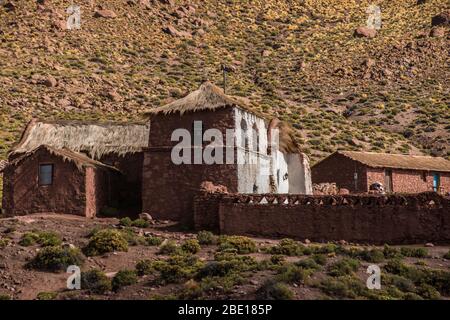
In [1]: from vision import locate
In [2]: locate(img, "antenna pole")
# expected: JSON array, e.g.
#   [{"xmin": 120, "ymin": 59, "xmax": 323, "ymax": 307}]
[{"xmin": 222, "ymin": 64, "xmax": 227, "ymax": 94}]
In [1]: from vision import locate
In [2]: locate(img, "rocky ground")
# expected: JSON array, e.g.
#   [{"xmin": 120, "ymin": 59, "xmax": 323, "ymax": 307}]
[{"xmin": 0, "ymin": 213, "xmax": 449, "ymax": 300}]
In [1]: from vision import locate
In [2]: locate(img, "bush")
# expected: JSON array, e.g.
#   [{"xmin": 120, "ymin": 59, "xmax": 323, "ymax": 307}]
[
  {"xmin": 266, "ymin": 238, "xmax": 304, "ymax": 256},
  {"xmin": 416, "ymin": 283, "xmax": 441, "ymax": 300},
  {"xmin": 182, "ymin": 239, "xmax": 201, "ymax": 254},
  {"xmin": 277, "ymin": 265, "xmax": 309, "ymax": 284},
  {"xmin": 19, "ymin": 231, "xmax": 61, "ymax": 247},
  {"xmin": 131, "ymin": 219, "xmax": 149, "ymax": 228},
  {"xmin": 197, "ymin": 231, "xmax": 217, "ymax": 245},
  {"xmin": 83, "ymin": 229, "xmax": 128, "ymax": 256},
  {"xmin": 81, "ymin": 269, "xmax": 112, "ymax": 294},
  {"xmin": 327, "ymin": 258, "xmax": 360, "ymax": 277},
  {"xmin": 36, "ymin": 292, "xmax": 58, "ymax": 300},
  {"xmin": 400, "ymin": 247, "xmax": 428, "ymax": 258},
  {"xmin": 256, "ymin": 280, "xmax": 294, "ymax": 300},
  {"xmin": 19, "ymin": 232, "xmax": 39, "ymax": 246},
  {"xmin": 383, "ymin": 245, "xmax": 402, "ymax": 259},
  {"xmin": 28, "ymin": 246, "xmax": 84, "ymax": 271},
  {"xmin": 0, "ymin": 294, "xmax": 11, "ymax": 300},
  {"xmin": 312, "ymin": 254, "xmax": 328, "ymax": 266},
  {"xmin": 218, "ymin": 236, "xmax": 256, "ymax": 254},
  {"xmin": 196, "ymin": 261, "xmax": 236, "ymax": 279},
  {"xmin": 119, "ymin": 217, "xmax": 132, "ymax": 227},
  {"xmin": 154, "ymin": 254, "xmax": 204, "ymax": 284},
  {"xmin": 158, "ymin": 240, "xmax": 180, "ymax": 255},
  {"xmin": 112, "ymin": 270, "xmax": 138, "ymax": 291},
  {"xmin": 310, "ymin": 243, "xmax": 337, "ymax": 254},
  {"xmin": 145, "ymin": 236, "xmax": 163, "ymax": 246},
  {"xmin": 295, "ymin": 258, "xmax": 320, "ymax": 271},
  {"xmin": 270, "ymin": 255, "xmax": 286, "ymax": 265},
  {"xmin": 135, "ymin": 259, "xmax": 153, "ymax": 276},
  {"xmin": 318, "ymin": 276, "xmax": 367, "ymax": 299},
  {"xmin": 0, "ymin": 238, "xmax": 10, "ymax": 248}
]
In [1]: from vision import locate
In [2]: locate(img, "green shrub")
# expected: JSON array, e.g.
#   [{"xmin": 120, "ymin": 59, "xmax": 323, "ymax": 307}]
[
  {"xmin": 112, "ymin": 270, "xmax": 138, "ymax": 291},
  {"xmin": 119, "ymin": 228, "xmax": 145, "ymax": 246},
  {"xmin": 0, "ymin": 294, "xmax": 11, "ymax": 300},
  {"xmin": 256, "ymin": 280, "xmax": 294, "ymax": 300},
  {"xmin": 182, "ymin": 239, "xmax": 201, "ymax": 254},
  {"xmin": 416, "ymin": 283, "xmax": 441, "ymax": 300},
  {"xmin": 36, "ymin": 292, "xmax": 58, "ymax": 300},
  {"xmin": 403, "ymin": 292, "xmax": 424, "ymax": 300},
  {"xmin": 20, "ymin": 231, "xmax": 61, "ymax": 247},
  {"xmin": 28, "ymin": 246, "xmax": 84, "ymax": 271},
  {"xmin": 277, "ymin": 264, "xmax": 309, "ymax": 284},
  {"xmin": 266, "ymin": 238, "xmax": 304, "ymax": 256},
  {"xmin": 310, "ymin": 243, "xmax": 337, "ymax": 254},
  {"xmin": 154, "ymin": 254, "xmax": 204, "ymax": 284},
  {"xmin": 270, "ymin": 255, "xmax": 286, "ymax": 265},
  {"xmin": 0, "ymin": 238, "xmax": 9, "ymax": 248},
  {"xmin": 327, "ymin": 258, "xmax": 360, "ymax": 277},
  {"xmin": 318, "ymin": 276, "xmax": 367, "ymax": 299},
  {"xmin": 400, "ymin": 247, "xmax": 428, "ymax": 258},
  {"xmin": 81, "ymin": 269, "xmax": 112, "ymax": 294},
  {"xmin": 295, "ymin": 258, "xmax": 320, "ymax": 271},
  {"xmin": 383, "ymin": 245, "xmax": 402, "ymax": 259},
  {"xmin": 145, "ymin": 236, "xmax": 163, "ymax": 246},
  {"xmin": 19, "ymin": 232, "xmax": 39, "ymax": 246},
  {"xmin": 197, "ymin": 231, "xmax": 217, "ymax": 245},
  {"xmin": 312, "ymin": 254, "xmax": 328, "ymax": 266},
  {"xmin": 119, "ymin": 217, "xmax": 132, "ymax": 227},
  {"xmin": 158, "ymin": 240, "xmax": 180, "ymax": 255},
  {"xmin": 36, "ymin": 232, "xmax": 62, "ymax": 247},
  {"xmin": 196, "ymin": 261, "xmax": 236, "ymax": 279},
  {"xmin": 218, "ymin": 236, "xmax": 256, "ymax": 254},
  {"xmin": 135, "ymin": 259, "xmax": 153, "ymax": 276},
  {"xmin": 83, "ymin": 229, "xmax": 128, "ymax": 256},
  {"xmin": 131, "ymin": 219, "xmax": 149, "ymax": 228}
]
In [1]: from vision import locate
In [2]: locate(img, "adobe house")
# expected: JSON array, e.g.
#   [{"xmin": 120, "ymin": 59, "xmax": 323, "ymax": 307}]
[
  {"xmin": 312, "ymin": 151, "xmax": 450, "ymax": 194},
  {"xmin": 2, "ymin": 145, "xmax": 118, "ymax": 217},
  {"xmin": 2, "ymin": 120, "xmax": 150, "ymax": 216},
  {"xmin": 143, "ymin": 81, "xmax": 312, "ymax": 226}
]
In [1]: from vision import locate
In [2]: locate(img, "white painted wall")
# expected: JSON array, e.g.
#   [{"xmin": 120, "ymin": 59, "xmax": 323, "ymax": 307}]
[{"xmin": 234, "ymin": 107, "xmax": 312, "ymax": 195}]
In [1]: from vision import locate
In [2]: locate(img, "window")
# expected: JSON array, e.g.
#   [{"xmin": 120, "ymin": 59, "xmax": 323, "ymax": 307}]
[
  {"xmin": 252, "ymin": 124, "xmax": 259, "ymax": 152},
  {"xmin": 240, "ymin": 119, "xmax": 248, "ymax": 149},
  {"xmin": 433, "ymin": 172, "xmax": 440, "ymax": 192},
  {"xmin": 39, "ymin": 164, "xmax": 53, "ymax": 186}
]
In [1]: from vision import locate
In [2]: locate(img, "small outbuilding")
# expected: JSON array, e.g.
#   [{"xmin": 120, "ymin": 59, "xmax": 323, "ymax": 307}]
[
  {"xmin": 2, "ymin": 145, "xmax": 118, "ymax": 217},
  {"xmin": 312, "ymin": 151, "xmax": 450, "ymax": 194}
]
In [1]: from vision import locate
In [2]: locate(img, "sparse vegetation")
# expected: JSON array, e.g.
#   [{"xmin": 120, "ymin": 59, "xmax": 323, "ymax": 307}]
[
  {"xmin": 112, "ymin": 270, "xmax": 138, "ymax": 291},
  {"xmin": 28, "ymin": 246, "xmax": 84, "ymax": 272},
  {"xmin": 81, "ymin": 269, "xmax": 112, "ymax": 294},
  {"xmin": 218, "ymin": 236, "xmax": 257, "ymax": 254},
  {"xmin": 327, "ymin": 258, "xmax": 360, "ymax": 277},
  {"xmin": 36, "ymin": 292, "xmax": 58, "ymax": 300},
  {"xmin": 83, "ymin": 229, "xmax": 128, "ymax": 256},
  {"xmin": 197, "ymin": 231, "xmax": 217, "ymax": 245},
  {"xmin": 181, "ymin": 239, "xmax": 201, "ymax": 254},
  {"xmin": 135, "ymin": 259, "xmax": 154, "ymax": 276},
  {"xmin": 19, "ymin": 231, "xmax": 61, "ymax": 247},
  {"xmin": 256, "ymin": 280, "xmax": 294, "ymax": 300}
]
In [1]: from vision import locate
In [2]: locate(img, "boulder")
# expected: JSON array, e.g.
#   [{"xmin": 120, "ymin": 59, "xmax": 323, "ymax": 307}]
[
  {"xmin": 139, "ymin": 213, "xmax": 153, "ymax": 221},
  {"xmin": 431, "ymin": 11, "xmax": 449, "ymax": 27},
  {"xmin": 42, "ymin": 75, "xmax": 57, "ymax": 87},
  {"xmin": 354, "ymin": 26, "xmax": 377, "ymax": 38},
  {"xmin": 200, "ymin": 181, "xmax": 228, "ymax": 194},
  {"xmin": 430, "ymin": 27, "xmax": 446, "ymax": 38},
  {"xmin": 94, "ymin": 9, "xmax": 117, "ymax": 19},
  {"xmin": 163, "ymin": 25, "xmax": 192, "ymax": 38}
]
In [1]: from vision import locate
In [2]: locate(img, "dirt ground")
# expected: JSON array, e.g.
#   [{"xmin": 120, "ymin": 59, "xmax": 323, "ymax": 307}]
[{"xmin": 0, "ymin": 213, "xmax": 448, "ymax": 300}]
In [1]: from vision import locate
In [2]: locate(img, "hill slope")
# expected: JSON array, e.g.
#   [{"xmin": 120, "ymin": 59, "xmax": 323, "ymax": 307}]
[{"xmin": 0, "ymin": 0, "xmax": 448, "ymax": 164}]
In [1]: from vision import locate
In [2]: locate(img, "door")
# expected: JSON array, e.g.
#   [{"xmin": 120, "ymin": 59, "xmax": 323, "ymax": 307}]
[
  {"xmin": 384, "ymin": 169, "xmax": 393, "ymax": 193},
  {"xmin": 433, "ymin": 172, "xmax": 440, "ymax": 192}
]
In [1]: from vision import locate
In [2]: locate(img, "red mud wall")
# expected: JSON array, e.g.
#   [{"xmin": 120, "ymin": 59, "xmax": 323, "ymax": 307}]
[
  {"xmin": 195, "ymin": 193, "xmax": 450, "ymax": 244},
  {"xmin": 2, "ymin": 149, "xmax": 86, "ymax": 216},
  {"xmin": 143, "ymin": 107, "xmax": 238, "ymax": 226}
]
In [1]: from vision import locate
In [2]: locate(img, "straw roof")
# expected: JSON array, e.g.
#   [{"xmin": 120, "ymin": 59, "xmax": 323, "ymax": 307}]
[
  {"xmin": 8, "ymin": 145, "xmax": 119, "ymax": 172},
  {"xmin": 12, "ymin": 119, "xmax": 150, "ymax": 160},
  {"xmin": 335, "ymin": 151, "xmax": 450, "ymax": 172},
  {"xmin": 146, "ymin": 81, "xmax": 247, "ymax": 115}
]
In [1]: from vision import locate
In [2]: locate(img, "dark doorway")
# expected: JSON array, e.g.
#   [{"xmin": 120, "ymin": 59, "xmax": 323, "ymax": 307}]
[{"xmin": 384, "ymin": 169, "xmax": 393, "ymax": 193}]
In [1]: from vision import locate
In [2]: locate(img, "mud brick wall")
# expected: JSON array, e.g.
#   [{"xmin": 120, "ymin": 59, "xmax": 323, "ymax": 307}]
[
  {"xmin": 196, "ymin": 193, "xmax": 450, "ymax": 244},
  {"xmin": 312, "ymin": 153, "xmax": 368, "ymax": 192},
  {"xmin": 143, "ymin": 107, "xmax": 238, "ymax": 227},
  {"xmin": 194, "ymin": 192, "xmax": 225, "ymax": 233},
  {"xmin": 2, "ymin": 148, "xmax": 86, "ymax": 216}
]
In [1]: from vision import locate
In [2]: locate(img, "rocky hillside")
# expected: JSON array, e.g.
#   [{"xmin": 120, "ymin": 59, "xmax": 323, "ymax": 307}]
[{"xmin": 0, "ymin": 0, "xmax": 448, "ymax": 163}]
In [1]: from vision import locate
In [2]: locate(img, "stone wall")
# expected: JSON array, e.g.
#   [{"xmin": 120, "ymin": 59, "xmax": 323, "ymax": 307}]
[{"xmin": 194, "ymin": 192, "xmax": 450, "ymax": 244}]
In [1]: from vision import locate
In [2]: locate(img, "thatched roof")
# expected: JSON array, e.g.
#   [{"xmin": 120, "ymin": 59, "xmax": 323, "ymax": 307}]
[
  {"xmin": 336, "ymin": 151, "xmax": 450, "ymax": 172},
  {"xmin": 0, "ymin": 160, "xmax": 8, "ymax": 173},
  {"xmin": 146, "ymin": 81, "xmax": 247, "ymax": 115},
  {"xmin": 12, "ymin": 119, "xmax": 150, "ymax": 160},
  {"xmin": 8, "ymin": 145, "xmax": 119, "ymax": 172}
]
